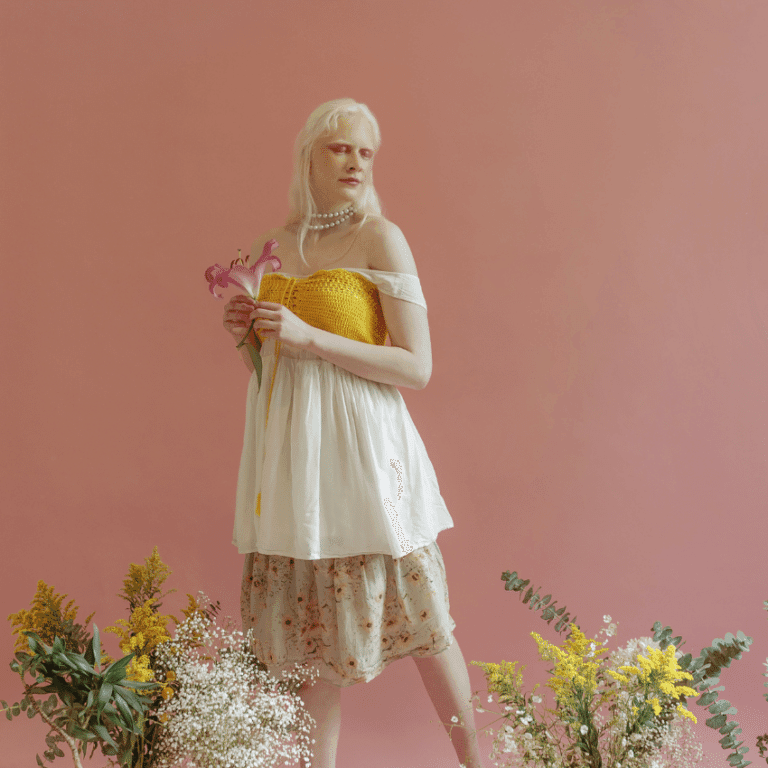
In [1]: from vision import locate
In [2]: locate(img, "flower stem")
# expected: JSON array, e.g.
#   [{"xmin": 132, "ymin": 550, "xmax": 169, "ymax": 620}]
[
  {"xmin": 236, "ymin": 319, "xmax": 263, "ymax": 387},
  {"xmin": 27, "ymin": 692, "xmax": 85, "ymax": 768}
]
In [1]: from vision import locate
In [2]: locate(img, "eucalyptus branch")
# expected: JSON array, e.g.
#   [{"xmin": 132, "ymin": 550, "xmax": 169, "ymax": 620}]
[{"xmin": 27, "ymin": 692, "xmax": 84, "ymax": 768}]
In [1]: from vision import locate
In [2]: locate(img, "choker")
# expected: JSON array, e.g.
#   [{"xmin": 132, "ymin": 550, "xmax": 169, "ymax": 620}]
[{"xmin": 308, "ymin": 205, "xmax": 356, "ymax": 230}]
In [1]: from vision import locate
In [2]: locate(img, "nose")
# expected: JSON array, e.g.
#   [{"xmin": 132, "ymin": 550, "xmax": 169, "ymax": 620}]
[{"xmin": 347, "ymin": 149, "xmax": 366, "ymax": 171}]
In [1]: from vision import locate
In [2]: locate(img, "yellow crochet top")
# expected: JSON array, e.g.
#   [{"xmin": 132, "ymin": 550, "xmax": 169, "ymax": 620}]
[
  {"xmin": 255, "ymin": 268, "xmax": 388, "ymax": 346},
  {"xmin": 252, "ymin": 268, "xmax": 388, "ymax": 517}
]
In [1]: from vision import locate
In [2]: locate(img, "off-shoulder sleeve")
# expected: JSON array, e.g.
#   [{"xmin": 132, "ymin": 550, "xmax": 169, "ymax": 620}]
[{"xmin": 347, "ymin": 269, "xmax": 427, "ymax": 310}]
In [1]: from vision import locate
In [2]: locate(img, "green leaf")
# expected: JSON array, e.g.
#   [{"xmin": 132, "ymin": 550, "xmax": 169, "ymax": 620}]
[
  {"xmin": 63, "ymin": 652, "xmax": 95, "ymax": 676},
  {"xmin": 36, "ymin": 754, "xmax": 45, "ymax": 767},
  {"xmin": 111, "ymin": 691, "xmax": 136, "ymax": 732},
  {"xmin": 721, "ymin": 734, "xmax": 739, "ymax": 749},
  {"xmin": 101, "ymin": 708, "xmax": 124, "ymax": 730},
  {"xmin": 697, "ymin": 691, "xmax": 719, "ymax": 706},
  {"xmin": 91, "ymin": 624, "xmax": 101, "ymax": 669},
  {"xmin": 93, "ymin": 723, "xmax": 118, "ymax": 751},
  {"xmin": 113, "ymin": 685, "xmax": 145, "ymax": 713},
  {"xmin": 247, "ymin": 344, "xmax": 263, "ymax": 388},
  {"xmin": 27, "ymin": 705, "xmax": 36, "ymax": 719},
  {"xmin": 97, "ymin": 682, "xmax": 114, "ymax": 718},
  {"xmin": 709, "ymin": 699, "xmax": 737, "ymax": 715},
  {"xmin": 26, "ymin": 634, "xmax": 44, "ymax": 655},
  {"xmin": 120, "ymin": 742, "xmax": 135, "ymax": 766},
  {"xmin": 104, "ymin": 654, "xmax": 135, "ymax": 684},
  {"xmin": 706, "ymin": 713, "xmax": 727, "ymax": 729},
  {"xmin": 51, "ymin": 636, "xmax": 65, "ymax": 655},
  {"xmin": 117, "ymin": 678, "xmax": 157, "ymax": 690},
  {"xmin": 72, "ymin": 725, "xmax": 98, "ymax": 741},
  {"xmin": 50, "ymin": 678, "xmax": 75, "ymax": 707}
]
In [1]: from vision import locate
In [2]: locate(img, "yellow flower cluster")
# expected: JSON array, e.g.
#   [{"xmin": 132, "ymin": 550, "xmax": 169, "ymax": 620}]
[
  {"xmin": 470, "ymin": 659, "xmax": 527, "ymax": 702},
  {"xmin": 180, "ymin": 593, "xmax": 207, "ymax": 623},
  {"xmin": 531, "ymin": 625, "xmax": 608, "ymax": 706},
  {"xmin": 105, "ymin": 598, "xmax": 173, "ymax": 682},
  {"xmin": 118, "ymin": 546, "xmax": 174, "ymax": 611},
  {"xmin": 607, "ymin": 644, "xmax": 698, "ymax": 723},
  {"xmin": 7, "ymin": 580, "xmax": 94, "ymax": 655}
]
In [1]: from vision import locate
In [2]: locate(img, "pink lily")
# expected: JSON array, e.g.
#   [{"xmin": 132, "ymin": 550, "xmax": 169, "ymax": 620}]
[
  {"xmin": 205, "ymin": 239, "xmax": 281, "ymax": 388},
  {"xmin": 205, "ymin": 239, "xmax": 282, "ymax": 299}
]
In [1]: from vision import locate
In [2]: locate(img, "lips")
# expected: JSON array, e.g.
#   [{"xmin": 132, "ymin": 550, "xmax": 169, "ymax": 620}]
[{"xmin": 340, "ymin": 178, "xmax": 360, "ymax": 184}]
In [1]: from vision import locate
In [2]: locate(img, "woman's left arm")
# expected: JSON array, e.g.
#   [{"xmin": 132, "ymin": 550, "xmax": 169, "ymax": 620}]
[{"xmin": 252, "ymin": 220, "xmax": 432, "ymax": 390}]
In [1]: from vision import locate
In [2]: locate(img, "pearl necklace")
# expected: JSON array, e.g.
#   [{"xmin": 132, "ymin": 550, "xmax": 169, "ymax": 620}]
[{"xmin": 307, "ymin": 205, "xmax": 356, "ymax": 230}]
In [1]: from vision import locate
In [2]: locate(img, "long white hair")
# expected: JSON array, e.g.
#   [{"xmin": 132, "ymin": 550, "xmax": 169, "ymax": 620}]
[{"xmin": 286, "ymin": 98, "xmax": 383, "ymax": 263}]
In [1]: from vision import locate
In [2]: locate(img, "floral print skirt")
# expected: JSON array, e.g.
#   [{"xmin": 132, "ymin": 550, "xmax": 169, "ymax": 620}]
[{"xmin": 240, "ymin": 540, "xmax": 456, "ymax": 688}]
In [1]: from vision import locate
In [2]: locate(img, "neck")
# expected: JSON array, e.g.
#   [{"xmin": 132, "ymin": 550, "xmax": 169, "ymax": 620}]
[{"xmin": 314, "ymin": 202, "xmax": 354, "ymax": 215}]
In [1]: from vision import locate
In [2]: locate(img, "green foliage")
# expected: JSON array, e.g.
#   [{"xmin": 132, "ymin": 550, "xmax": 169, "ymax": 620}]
[
  {"xmin": 4, "ymin": 626, "xmax": 158, "ymax": 767},
  {"xmin": 650, "ymin": 622, "xmax": 753, "ymax": 767},
  {"xmin": 501, "ymin": 570, "xmax": 579, "ymax": 636}
]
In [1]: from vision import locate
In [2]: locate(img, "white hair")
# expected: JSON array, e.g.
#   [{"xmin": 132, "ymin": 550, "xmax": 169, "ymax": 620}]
[{"xmin": 286, "ymin": 98, "xmax": 383, "ymax": 263}]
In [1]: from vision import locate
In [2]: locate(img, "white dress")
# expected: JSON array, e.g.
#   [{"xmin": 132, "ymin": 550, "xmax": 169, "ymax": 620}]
[{"xmin": 232, "ymin": 268, "xmax": 454, "ymax": 561}]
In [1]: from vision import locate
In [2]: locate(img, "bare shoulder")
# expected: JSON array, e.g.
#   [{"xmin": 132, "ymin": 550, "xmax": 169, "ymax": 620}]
[{"xmin": 358, "ymin": 215, "xmax": 418, "ymax": 276}]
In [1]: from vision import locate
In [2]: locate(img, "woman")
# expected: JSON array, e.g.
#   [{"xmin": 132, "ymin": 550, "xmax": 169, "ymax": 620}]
[{"xmin": 222, "ymin": 99, "xmax": 486, "ymax": 768}]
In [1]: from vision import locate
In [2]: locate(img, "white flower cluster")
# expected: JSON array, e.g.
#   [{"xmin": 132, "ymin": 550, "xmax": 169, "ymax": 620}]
[{"xmin": 151, "ymin": 595, "xmax": 318, "ymax": 768}]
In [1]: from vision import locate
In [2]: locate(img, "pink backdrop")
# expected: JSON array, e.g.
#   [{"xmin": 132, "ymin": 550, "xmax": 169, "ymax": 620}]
[{"xmin": 2, "ymin": 1, "xmax": 767, "ymax": 766}]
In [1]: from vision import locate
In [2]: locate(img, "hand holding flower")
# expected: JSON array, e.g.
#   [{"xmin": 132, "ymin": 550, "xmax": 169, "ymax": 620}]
[
  {"xmin": 205, "ymin": 239, "xmax": 282, "ymax": 386},
  {"xmin": 250, "ymin": 301, "xmax": 317, "ymax": 350},
  {"xmin": 223, "ymin": 294, "xmax": 258, "ymax": 343}
]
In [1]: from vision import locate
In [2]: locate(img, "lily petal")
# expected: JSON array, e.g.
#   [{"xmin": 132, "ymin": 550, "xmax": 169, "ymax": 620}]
[
  {"xmin": 204, "ymin": 241, "xmax": 281, "ymax": 300},
  {"xmin": 204, "ymin": 263, "xmax": 231, "ymax": 298},
  {"xmin": 254, "ymin": 239, "xmax": 282, "ymax": 272}
]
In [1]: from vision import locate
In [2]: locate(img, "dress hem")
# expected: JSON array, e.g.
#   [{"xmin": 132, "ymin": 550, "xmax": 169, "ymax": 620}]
[
  {"xmin": 260, "ymin": 622, "xmax": 457, "ymax": 688},
  {"xmin": 233, "ymin": 524, "xmax": 453, "ymax": 559}
]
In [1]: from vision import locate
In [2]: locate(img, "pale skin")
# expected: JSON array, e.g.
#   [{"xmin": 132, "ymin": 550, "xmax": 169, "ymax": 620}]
[{"xmin": 223, "ymin": 115, "xmax": 486, "ymax": 768}]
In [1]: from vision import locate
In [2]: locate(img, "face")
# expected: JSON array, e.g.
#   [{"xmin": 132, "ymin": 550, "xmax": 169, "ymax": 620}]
[{"xmin": 309, "ymin": 114, "xmax": 377, "ymax": 211}]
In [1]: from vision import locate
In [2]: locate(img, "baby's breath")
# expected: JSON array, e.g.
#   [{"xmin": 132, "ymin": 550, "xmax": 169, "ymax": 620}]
[{"xmin": 152, "ymin": 593, "xmax": 317, "ymax": 768}]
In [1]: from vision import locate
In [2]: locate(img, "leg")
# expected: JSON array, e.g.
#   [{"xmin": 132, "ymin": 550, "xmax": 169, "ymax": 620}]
[
  {"xmin": 269, "ymin": 665, "xmax": 342, "ymax": 768},
  {"xmin": 413, "ymin": 638, "xmax": 487, "ymax": 768}
]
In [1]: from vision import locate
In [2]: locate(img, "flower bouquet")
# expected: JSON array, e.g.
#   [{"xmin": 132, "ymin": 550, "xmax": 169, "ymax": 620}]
[
  {"xmin": 3, "ymin": 547, "xmax": 315, "ymax": 768},
  {"xmin": 453, "ymin": 570, "xmax": 755, "ymax": 768}
]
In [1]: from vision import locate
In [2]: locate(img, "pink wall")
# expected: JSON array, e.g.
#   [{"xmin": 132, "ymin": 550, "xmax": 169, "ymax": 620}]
[{"xmin": 2, "ymin": 1, "xmax": 767, "ymax": 765}]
